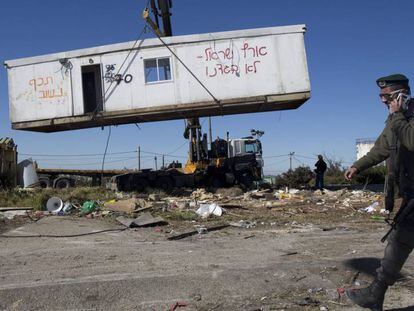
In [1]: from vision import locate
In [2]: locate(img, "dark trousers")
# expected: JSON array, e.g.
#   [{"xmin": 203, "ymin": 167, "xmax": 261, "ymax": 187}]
[
  {"xmin": 315, "ymin": 173, "xmax": 324, "ymax": 190},
  {"xmin": 377, "ymin": 198, "xmax": 414, "ymax": 285}
]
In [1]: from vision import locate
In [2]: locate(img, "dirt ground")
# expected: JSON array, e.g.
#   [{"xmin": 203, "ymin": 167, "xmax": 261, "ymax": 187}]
[{"xmin": 0, "ymin": 188, "xmax": 413, "ymax": 310}]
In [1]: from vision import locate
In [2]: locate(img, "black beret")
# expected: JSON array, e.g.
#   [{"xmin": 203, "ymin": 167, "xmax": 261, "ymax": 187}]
[{"xmin": 376, "ymin": 74, "xmax": 409, "ymax": 88}]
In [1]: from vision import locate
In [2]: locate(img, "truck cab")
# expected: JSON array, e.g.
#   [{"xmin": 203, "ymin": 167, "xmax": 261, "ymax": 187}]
[{"xmin": 228, "ymin": 137, "xmax": 264, "ymax": 169}]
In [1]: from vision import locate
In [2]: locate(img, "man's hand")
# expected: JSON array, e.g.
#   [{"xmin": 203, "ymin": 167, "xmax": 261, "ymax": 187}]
[
  {"xmin": 344, "ymin": 166, "xmax": 358, "ymax": 181},
  {"xmin": 389, "ymin": 93, "xmax": 404, "ymax": 114}
]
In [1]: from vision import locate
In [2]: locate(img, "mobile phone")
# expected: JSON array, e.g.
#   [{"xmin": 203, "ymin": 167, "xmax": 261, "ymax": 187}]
[{"xmin": 396, "ymin": 92, "xmax": 411, "ymax": 110}]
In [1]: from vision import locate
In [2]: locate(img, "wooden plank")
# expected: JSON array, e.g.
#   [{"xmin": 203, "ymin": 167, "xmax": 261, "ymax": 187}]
[{"xmin": 0, "ymin": 207, "xmax": 34, "ymax": 212}]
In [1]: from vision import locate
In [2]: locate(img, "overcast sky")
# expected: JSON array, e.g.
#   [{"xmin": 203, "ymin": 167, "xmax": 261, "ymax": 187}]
[{"xmin": 1, "ymin": 0, "xmax": 413, "ymax": 174}]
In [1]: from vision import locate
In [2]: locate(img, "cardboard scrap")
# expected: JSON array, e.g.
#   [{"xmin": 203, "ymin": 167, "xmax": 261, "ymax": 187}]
[{"xmin": 116, "ymin": 212, "xmax": 167, "ymax": 228}]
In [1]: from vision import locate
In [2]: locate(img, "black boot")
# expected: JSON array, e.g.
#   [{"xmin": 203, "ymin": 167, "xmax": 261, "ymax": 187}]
[{"xmin": 346, "ymin": 278, "xmax": 388, "ymax": 311}]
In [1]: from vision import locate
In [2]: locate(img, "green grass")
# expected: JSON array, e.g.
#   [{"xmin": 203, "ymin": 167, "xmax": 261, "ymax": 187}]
[
  {"xmin": 163, "ymin": 209, "xmax": 198, "ymax": 221},
  {"xmin": 0, "ymin": 187, "xmax": 115, "ymax": 210}
]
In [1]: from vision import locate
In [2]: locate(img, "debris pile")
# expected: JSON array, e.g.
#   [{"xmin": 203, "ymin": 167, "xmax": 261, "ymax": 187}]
[{"xmin": 1, "ymin": 187, "xmax": 387, "ymax": 236}]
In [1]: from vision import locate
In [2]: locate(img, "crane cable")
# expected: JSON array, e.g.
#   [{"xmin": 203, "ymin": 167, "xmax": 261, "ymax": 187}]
[
  {"xmin": 144, "ymin": 19, "xmax": 223, "ymax": 114},
  {"xmin": 101, "ymin": 126, "xmax": 112, "ymax": 179},
  {"xmin": 103, "ymin": 23, "xmax": 148, "ymax": 99}
]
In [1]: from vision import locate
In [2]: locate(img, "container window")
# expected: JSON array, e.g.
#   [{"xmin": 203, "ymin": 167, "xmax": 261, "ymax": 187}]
[{"xmin": 144, "ymin": 57, "xmax": 172, "ymax": 83}]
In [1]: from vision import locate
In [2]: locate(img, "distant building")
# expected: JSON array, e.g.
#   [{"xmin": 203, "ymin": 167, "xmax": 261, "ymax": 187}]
[
  {"xmin": 356, "ymin": 138, "xmax": 385, "ymax": 166},
  {"xmin": 356, "ymin": 138, "xmax": 376, "ymax": 160},
  {"xmin": 0, "ymin": 137, "xmax": 18, "ymax": 188}
]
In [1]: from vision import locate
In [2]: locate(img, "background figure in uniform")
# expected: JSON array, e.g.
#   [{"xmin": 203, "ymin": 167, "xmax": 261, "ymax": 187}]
[
  {"xmin": 314, "ymin": 155, "xmax": 327, "ymax": 191},
  {"xmin": 344, "ymin": 74, "xmax": 414, "ymax": 311}
]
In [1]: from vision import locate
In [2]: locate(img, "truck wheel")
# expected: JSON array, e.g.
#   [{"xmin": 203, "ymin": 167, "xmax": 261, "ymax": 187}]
[
  {"xmin": 155, "ymin": 177, "xmax": 173, "ymax": 192},
  {"xmin": 38, "ymin": 177, "xmax": 51, "ymax": 188},
  {"xmin": 54, "ymin": 178, "xmax": 71, "ymax": 189},
  {"xmin": 240, "ymin": 175, "xmax": 254, "ymax": 190},
  {"xmin": 134, "ymin": 179, "xmax": 149, "ymax": 192},
  {"xmin": 212, "ymin": 177, "xmax": 225, "ymax": 188}
]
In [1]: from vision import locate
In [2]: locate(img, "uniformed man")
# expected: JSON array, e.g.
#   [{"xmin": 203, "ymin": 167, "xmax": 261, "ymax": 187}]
[{"xmin": 344, "ymin": 74, "xmax": 414, "ymax": 310}]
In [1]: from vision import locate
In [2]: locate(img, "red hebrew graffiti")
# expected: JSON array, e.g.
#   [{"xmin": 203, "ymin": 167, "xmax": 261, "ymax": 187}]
[
  {"xmin": 197, "ymin": 41, "xmax": 269, "ymax": 78},
  {"xmin": 29, "ymin": 77, "xmax": 54, "ymax": 91},
  {"xmin": 29, "ymin": 76, "xmax": 64, "ymax": 100},
  {"xmin": 245, "ymin": 61, "xmax": 261, "ymax": 74},
  {"xmin": 206, "ymin": 64, "xmax": 240, "ymax": 77},
  {"xmin": 204, "ymin": 48, "xmax": 234, "ymax": 61},
  {"xmin": 39, "ymin": 88, "xmax": 64, "ymax": 99},
  {"xmin": 241, "ymin": 43, "xmax": 267, "ymax": 58}
]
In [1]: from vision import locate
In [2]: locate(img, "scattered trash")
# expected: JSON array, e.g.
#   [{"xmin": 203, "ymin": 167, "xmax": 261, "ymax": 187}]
[
  {"xmin": 170, "ymin": 301, "xmax": 187, "ymax": 311},
  {"xmin": 80, "ymin": 201, "xmax": 99, "ymax": 215},
  {"xmin": 148, "ymin": 193, "xmax": 161, "ymax": 201},
  {"xmin": 0, "ymin": 207, "xmax": 34, "ymax": 212},
  {"xmin": 62, "ymin": 202, "xmax": 74, "ymax": 213},
  {"xmin": 295, "ymin": 297, "xmax": 320, "ymax": 306},
  {"xmin": 196, "ymin": 203, "xmax": 223, "ymax": 218},
  {"xmin": 337, "ymin": 287, "xmax": 345, "ymax": 295},
  {"xmin": 308, "ymin": 287, "xmax": 325, "ymax": 294},
  {"xmin": 359, "ymin": 201, "xmax": 380, "ymax": 213},
  {"xmin": 116, "ymin": 212, "xmax": 167, "ymax": 228},
  {"xmin": 1, "ymin": 210, "xmax": 28, "ymax": 219},
  {"xmin": 281, "ymin": 251, "xmax": 298, "ymax": 256},
  {"xmin": 17, "ymin": 158, "xmax": 39, "ymax": 188},
  {"xmin": 104, "ymin": 198, "xmax": 137, "ymax": 213},
  {"xmin": 116, "ymin": 216, "xmax": 135, "ymax": 228},
  {"xmin": 134, "ymin": 212, "xmax": 167, "ymax": 227},
  {"xmin": 190, "ymin": 188, "xmax": 215, "ymax": 201},
  {"xmin": 168, "ymin": 224, "xmax": 230, "ymax": 241},
  {"xmin": 46, "ymin": 197, "xmax": 63, "ymax": 213},
  {"xmin": 195, "ymin": 225, "xmax": 207, "ymax": 234},
  {"xmin": 229, "ymin": 220, "xmax": 256, "ymax": 229},
  {"xmin": 192, "ymin": 294, "xmax": 202, "ymax": 301},
  {"xmin": 244, "ymin": 234, "xmax": 255, "ymax": 239}
]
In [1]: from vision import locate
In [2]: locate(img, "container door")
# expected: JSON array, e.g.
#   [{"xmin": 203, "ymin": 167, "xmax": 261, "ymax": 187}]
[{"xmin": 81, "ymin": 64, "xmax": 103, "ymax": 113}]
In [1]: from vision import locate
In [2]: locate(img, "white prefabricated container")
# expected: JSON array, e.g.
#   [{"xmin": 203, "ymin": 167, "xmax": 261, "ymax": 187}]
[{"xmin": 4, "ymin": 24, "xmax": 310, "ymax": 132}]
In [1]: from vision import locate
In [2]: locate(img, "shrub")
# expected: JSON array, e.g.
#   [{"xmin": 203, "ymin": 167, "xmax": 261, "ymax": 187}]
[
  {"xmin": 355, "ymin": 165, "xmax": 386, "ymax": 185},
  {"xmin": 274, "ymin": 166, "xmax": 314, "ymax": 189}
]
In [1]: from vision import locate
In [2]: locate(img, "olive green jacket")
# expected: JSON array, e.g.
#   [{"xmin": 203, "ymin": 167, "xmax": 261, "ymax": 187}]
[{"xmin": 353, "ymin": 104, "xmax": 414, "ymax": 198}]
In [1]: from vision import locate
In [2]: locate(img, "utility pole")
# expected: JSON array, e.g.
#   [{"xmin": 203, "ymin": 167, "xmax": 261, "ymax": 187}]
[
  {"xmin": 138, "ymin": 146, "xmax": 141, "ymax": 170},
  {"xmin": 162, "ymin": 155, "xmax": 165, "ymax": 168},
  {"xmin": 208, "ymin": 116, "xmax": 212, "ymax": 149},
  {"xmin": 154, "ymin": 156, "xmax": 158, "ymax": 170},
  {"xmin": 289, "ymin": 152, "xmax": 295, "ymax": 171}
]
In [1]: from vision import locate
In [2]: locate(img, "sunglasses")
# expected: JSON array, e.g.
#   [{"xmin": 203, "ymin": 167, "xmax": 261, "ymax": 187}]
[{"xmin": 379, "ymin": 89, "xmax": 405, "ymax": 101}]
